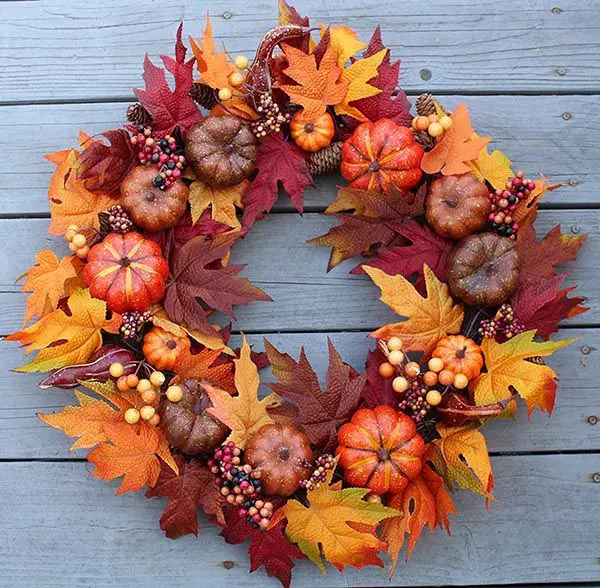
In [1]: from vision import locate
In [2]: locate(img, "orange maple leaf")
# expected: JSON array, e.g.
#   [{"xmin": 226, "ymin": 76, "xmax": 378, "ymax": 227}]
[
  {"xmin": 421, "ymin": 103, "xmax": 490, "ymax": 176},
  {"xmin": 172, "ymin": 346, "xmax": 236, "ymax": 393},
  {"xmin": 279, "ymin": 43, "xmax": 348, "ymax": 122}
]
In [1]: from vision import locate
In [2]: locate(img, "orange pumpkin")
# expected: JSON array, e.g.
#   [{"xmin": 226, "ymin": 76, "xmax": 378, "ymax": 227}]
[
  {"xmin": 290, "ymin": 112, "xmax": 335, "ymax": 152},
  {"xmin": 142, "ymin": 326, "xmax": 190, "ymax": 371},
  {"xmin": 432, "ymin": 335, "xmax": 483, "ymax": 380},
  {"xmin": 341, "ymin": 118, "xmax": 424, "ymax": 195},
  {"xmin": 83, "ymin": 232, "xmax": 168, "ymax": 313},
  {"xmin": 336, "ymin": 405, "xmax": 425, "ymax": 495}
]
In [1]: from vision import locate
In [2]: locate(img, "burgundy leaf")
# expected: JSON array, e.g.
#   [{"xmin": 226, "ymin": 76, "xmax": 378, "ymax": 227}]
[{"xmin": 360, "ymin": 347, "xmax": 397, "ymax": 409}]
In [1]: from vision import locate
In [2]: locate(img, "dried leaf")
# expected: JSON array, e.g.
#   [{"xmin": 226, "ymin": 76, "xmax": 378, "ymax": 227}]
[
  {"xmin": 190, "ymin": 15, "xmax": 234, "ymax": 90},
  {"xmin": 469, "ymin": 144, "xmax": 512, "ymax": 190},
  {"xmin": 188, "ymin": 179, "xmax": 248, "ymax": 230}
]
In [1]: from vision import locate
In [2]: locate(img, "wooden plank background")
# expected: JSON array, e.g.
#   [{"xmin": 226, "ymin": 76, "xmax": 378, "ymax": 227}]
[{"xmin": 1, "ymin": 1, "xmax": 599, "ymax": 586}]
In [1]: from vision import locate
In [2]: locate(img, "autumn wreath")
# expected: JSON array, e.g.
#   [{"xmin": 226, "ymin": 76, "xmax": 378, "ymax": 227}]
[{"xmin": 7, "ymin": 2, "xmax": 588, "ymax": 586}]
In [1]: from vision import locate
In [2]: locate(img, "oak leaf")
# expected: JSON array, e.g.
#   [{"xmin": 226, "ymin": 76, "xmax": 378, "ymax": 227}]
[
  {"xmin": 7, "ymin": 288, "xmax": 121, "ymax": 372},
  {"xmin": 469, "ymin": 144, "xmax": 512, "ymax": 190},
  {"xmin": 320, "ymin": 24, "xmax": 366, "ymax": 66},
  {"xmin": 270, "ymin": 465, "xmax": 398, "ymax": 571},
  {"xmin": 190, "ymin": 15, "xmax": 234, "ymax": 90},
  {"xmin": 188, "ymin": 178, "xmax": 248, "ymax": 230},
  {"xmin": 265, "ymin": 338, "xmax": 366, "ymax": 453},
  {"xmin": 472, "ymin": 330, "xmax": 576, "ymax": 415},
  {"xmin": 204, "ymin": 337, "xmax": 279, "ymax": 449},
  {"xmin": 421, "ymin": 103, "xmax": 490, "ymax": 176},
  {"xmin": 365, "ymin": 265, "xmax": 464, "ymax": 357}
]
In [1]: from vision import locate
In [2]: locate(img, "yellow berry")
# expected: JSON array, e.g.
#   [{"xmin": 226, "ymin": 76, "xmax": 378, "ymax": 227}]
[
  {"xmin": 72, "ymin": 233, "xmax": 87, "ymax": 248},
  {"xmin": 137, "ymin": 379, "xmax": 152, "ymax": 392},
  {"xmin": 405, "ymin": 361, "xmax": 421, "ymax": 378},
  {"xmin": 148, "ymin": 414, "xmax": 161, "ymax": 427},
  {"xmin": 66, "ymin": 224, "xmax": 79, "ymax": 232},
  {"xmin": 124, "ymin": 408, "xmax": 140, "ymax": 425},
  {"xmin": 426, "ymin": 389, "xmax": 442, "ymax": 406},
  {"xmin": 427, "ymin": 113, "xmax": 440, "ymax": 123},
  {"xmin": 68, "ymin": 241, "xmax": 78, "ymax": 252},
  {"xmin": 166, "ymin": 385, "xmax": 184, "ymax": 402},
  {"xmin": 453, "ymin": 373, "xmax": 469, "ymax": 389},
  {"xmin": 411, "ymin": 116, "xmax": 420, "ymax": 130},
  {"xmin": 140, "ymin": 405, "xmax": 156, "ymax": 421},
  {"xmin": 366, "ymin": 494, "xmax": 382, "ymax": 504},
  {"xmin": 428, "ymin": 122, "xmax": 444, "ymax": 137},
  {"xmin": 378, "ymin": 362, "xmax": 395, "ymax": 378},
  {"xmin": 65, "ymin": 229, "xmax": 77, "ymax": 242},
  {"xmin": 218, "ymin": 87, "xmax": 232, "ymax": 101},
  {"xmin": 439, "ymin": 115, "xmax": 453, "ymax": 130},
  {"xmin": 229, "ymin": 71, "xmax": 245, "ymax": 87},
  {"xmin": 76, "ymin": 246, "xmax": 89, "ymax": 259},
  {"xmin": 392, "ymin": 376, "xmax": 409, "ymax": 393},
  {"xmin": 428, "ymin": 357, "xmax": 444, "ymax": 373},
  {"xmin": 149, "ymin": 371, "xmax": 165, "ymax": 387},
  {"xmin": 126, "ymin": 374, "xmax": 139, "ymax": 388},
  {"xmin": 387, "ymin": 336, "xmax": 403, "ymax": 351},
  {"xmin": 234, "ymin": 55, "xmax": 249, "ymax": 69},
  {"xmin": 140, "ymin": 387, "xmax": 158, "ymax": 405},
  {"xmin": 109, "ymin": 362, "xmax": 124, "ymax": 378},
  {"xmin": 388, "ymin": 350, "xmax": 404, "ymax": 366}
]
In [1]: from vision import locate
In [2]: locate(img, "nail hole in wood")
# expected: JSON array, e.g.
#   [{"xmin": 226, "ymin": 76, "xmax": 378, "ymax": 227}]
[
  {"xmin": 561, "ymin": 112, "xmax": 572, "ymax": 120},
  {"xmin": 552, "ymin": 7, "xmax": 562, "ymax": 13},
  {"xmin": 222, "ymin": 11, "xmax": 232, "ymax": 19},
  {"xmin": 581, "ymin": 345, "xmax": 591, "ymax": 355},
  {"xmin": 222, "ymin": 560, "xmax": 236, "ymax": 569},
  {"xmin": 587, "ymin": 415, "xmax": 598, "ymax": 425},
  {"xmin": 571, "ymin": 226, "xmax": 580, "ymax": 234},
  {"xmin": 556, "ymin": 67, "xmax": 568, "ymax": 76},
  {"xmin": 420, "ymin": 69, "xmax": 432, "ymax": 81},
  {"xmin": 591, "ymin": 473, "xmax": 600, "ymax": 483}
]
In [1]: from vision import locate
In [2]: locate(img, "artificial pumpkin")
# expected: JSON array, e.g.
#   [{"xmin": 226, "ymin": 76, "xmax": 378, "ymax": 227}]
[
  {"xmin": 244, "ymin": 423, "xmax": 312, "ymax": 496},
  {"xmin": 290, "ymin": 111, "xmax": 335, "ymax": 152},
  {"xmin": 142, "ymin": 326, "xmax": 190, "ymax": 371},
  {"xmin": 340, "ymin": 118, "xmax": 424, "ymax": 195},
  {"xmin": 336, "ymin": 405, "xmax": 425, "ymax": 495},
  {"xmin": 447, "ymin": 232, "xmax": 521, "ymax": 307},
  {"xmin": 185, "ymin": 115, "xmax": 257, "ymax": 186},
  {"xmin": 120, "ymin": 166, "xmax": 188, "ymax": 231},
  {"xmin": 160, "ymin": 379, "xmax": 230, "ymax": 455},
  {"xmin": 432, "ymin": 335, "xmax": 483, "ymax": 380},
  {"xmin": 83, "ymin": 232, "xmax": 168, "ymax": 313},
  {"xmin": 425, "ymin": 174, "xmax": 491, "ymax": 239}
]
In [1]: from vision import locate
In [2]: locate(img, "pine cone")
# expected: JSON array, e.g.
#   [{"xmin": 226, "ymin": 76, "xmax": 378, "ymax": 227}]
[
  {"xmin": 126, "ymin": 103, "xmax": 152, "ymax": 127},
  {"xmin": 526, "ymin": 356, "xmax": 546, "ymax": 366},
  {"xmin": 415, "ymin": 93, "xmax": 437, "ymax": 117},
  {"xmin": 307, "ymin": 141, "xmax": 343, "ymax": 176},
  {"xmin": 190, "ymin": 83, "xmax": 218, "ymax": 110}
]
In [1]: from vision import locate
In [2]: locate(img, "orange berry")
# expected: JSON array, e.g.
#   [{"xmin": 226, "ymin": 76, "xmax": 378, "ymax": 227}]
[
  {"xmin": 428, "ymin": 122, "xmax": 444, "ymax": 137},
  {"xmin": 423, "ymin": 371, "xmax": 438, "ymax": 387},
  {"xmin": 404, "ymin": 361, "xmax": 420, "ymax": 378},
  {"xmin": 76, "ymin": 246, "xmax": 89, "ymax": 259},
  {"xmin": 117, "ymin": 376, "xmax": 130, "ymax": 392},
  {"xmin": 426, "ymin": 389, "xmax": 442, "ymax": 406},
  {"xmin": 124, "ymin": 408, "xmax": 140, "ymax": 424},
  {"xmin": 428, "ymin": 113, "xmax": 440, "ymax": 123},
  {"xmin": 148, "ymin": 413, "xmax": 161, "ymax": 427},
  {"xmin": 387, "ymin": 336, "xmax": 403, "ymax": 351},
  {"xmin": 379, "ymin": 362, "xmax": 395, "ymax": 378},
  {"xmin": 439, "ymin": 115, "xmax": 453, "ymax": 130},
  {"xmin": 166, "ymin": 385, "xmax": 184, "ymax": 402},
  {"xmin": 140, "ymin": 405, "xmax": 156, "ymax": 421},
  {"xmin": 392, "ymin": 376, "xmax": 409, "ymax": 393},
  {"xmin": 65, "ymin": 229, "xmax": 77, "ymax": 242},
  {"xmin": 453, "ymin": 373, "xmax": 469, "ymax": 389},
  {"xmin": 68, "ymin": 241, "xmax": 78, "ymax": 252},
  {"xmin": 109, "ymin": 362, "xmax": 124, "ymax": 378},
  {"xmin": 411, "ymin": 116, "xmax": 420, "ymax": 130},
  {"xmin": 141, "ymin": 387, "xmax": 158, "ymax": 405},
  {"xmin": 438, "ymin": 369, "xmax": 455, "ymax": 386},
  {"xmin": 388, "ymin": 350, "xmax": 404, "ymax": 366},
  {"xmin": 415, "ymin": 116, "xmax": 430, "ymax": 131},
  {"xmin": 428, "ymin": 357, "xmax": 444, "ymax": 373},
  {"xmin": 126, "ymin": 373, "xmax": 139, "ymax": 388}
]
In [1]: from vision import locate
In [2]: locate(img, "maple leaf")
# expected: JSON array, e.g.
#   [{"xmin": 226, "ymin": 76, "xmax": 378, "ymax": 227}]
[
  {"xmin": 77, "ymin": 129, "xmax": 136, "ymax": 195},
  {"xmin": 279, "ymin": 43, "xmax": 348, "ymax": 122},
  {"xmin": 163, "ymin": 235, "xmax": 271, "ymax": 336},
  {"xmin": 469, "ymin": 144, "xmax": 513, "ymax": 191},
  {"xmin": 265, "ymin": 338, "xmax": 366, "ymax": 453},
  {"xmin": 354, "ymin": 220, "xmax": 453, "ymax": 295},
  {"xmin": 279, "ymin": 0, "xmax": 310, "ymax": 26},
  {"xmin": 421, "ymin": 103, "xmax": 490, "ymax": 176},
  {"xmin": 45, "ymin": 148, "xmax": 114, "ymax": 236},
  {"xmin": 242, "ymin": 133, "xmax": 313, "ymax": 230},
  {"xmin": 271, "ymin": 465, "xmax": 397, "ymax": 571},
  {"xmin": 7, "ymin": 288, "xmax": 121, "ymax": 372},
  {"xmin": 172, "ymin": 346, "xmax": 236, "ymax": 394},
  {"xmin": 146, "ymin": 455, "xmax": 224, "ymax": 539},
  {"xmin": 135, "ymin": 23, "xmax": 200, "ymax": 136},
  {"xmin": 425, "ymin": 424, "xmax": 494, "ymax": 499},
  {"xmin": 18, "ymin": 250, "xmax": 83, "ymax": 325},
  {"xmin": 190, "ymin": 14, "xmax": 234, "ymax": 90},
  {"xmin": 188, "ymin": 178, "xmax": 248, "ymax": 231},
  {"xmin": 513, "ymin": 178, "xmax": 562, "ymax": 224},
  {"xmin": 360, "ymin": 347, "xmax": 397, "ymax": 409},
  {"xmin": 319, "ymin": 24, "xmax": 366, "ymax": 66},
  {"xmin": 222, "ymin": 506, "xmax": 304, "ymax": 588},
  {"xmin": 473, "ymin": 330, "xmax": 576, "ymax": 415},
  {"xmin": 365, "ymin": 265, "xmax": 464, "ymax": 357},
  {"xmin": 204, "ymin": 337, "xmax": 279, "ymax": 449}
]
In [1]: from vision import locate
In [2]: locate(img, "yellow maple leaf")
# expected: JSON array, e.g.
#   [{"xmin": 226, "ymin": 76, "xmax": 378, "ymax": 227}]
[
  {"xmin": 204, "ymin": 337, "xmax": 278, "ymax": 448},
  {"xmin": 6, "ymin": 288, "xmax": 121, "ymax": 372},
  {"xmin": 320, "ymin": 24, "xmax": 366, "ymax": 66},
  {"xmin": 470, "ymin": 143, "xmax": 513, "ymax": 190},
  {"xmin": 473, "ymin": 330, "xmax": 576, "ymax": 416},
  {"xmin": 18, "ymin": 250, "xmax": 83, "ymax": 325},
  {"xmin": 270, "ymin": 465, "xmax": 398, "ymax": 571},
  {"xmin": 188, "ymin": 179, "xmax": 248, "ymax": 230},
  {"xmin": 365, "ymin": 265, "xmax": 464, "ymax": 357},
  {"xmin": 334, "ymin": 48, "xmax": 386, "ymax": 121}
]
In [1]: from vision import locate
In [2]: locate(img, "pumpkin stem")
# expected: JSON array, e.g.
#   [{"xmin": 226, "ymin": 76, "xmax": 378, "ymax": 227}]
[
  {"xmin": 278, "ymin": 447, "xmax": 291, "ymax": 461},
  {"xmin": 455, "ymin": 346, "xmax": 467, "ymax": 359},
  {"xmin": 120, "ymin": 256, "xmax": 131, "ymax": 267},
  {"xmin": 376, "ymin": 447, "xmax": 390, "ymax": 461}
]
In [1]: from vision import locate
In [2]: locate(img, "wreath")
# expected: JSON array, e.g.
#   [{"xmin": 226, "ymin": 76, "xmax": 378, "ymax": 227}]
[{"xmin": 7, "ymin": 3, "xmax": 588, "ymax": 586}]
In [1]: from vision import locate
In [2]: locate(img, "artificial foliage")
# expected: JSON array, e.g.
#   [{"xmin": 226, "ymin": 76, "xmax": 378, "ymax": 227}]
[{"xmin": 6, "ymin": 2, "xmax": 587, "ymax": 586}]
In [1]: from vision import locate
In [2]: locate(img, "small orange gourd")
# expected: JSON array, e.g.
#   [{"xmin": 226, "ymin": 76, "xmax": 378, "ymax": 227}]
[
  {"xmin": 432, "ymin": 335, "xmax": 483, "ymax": 380},
  {"xmin": 142, "ymin": 326, "xmax": 190, "ymax": 371},
  {"xmin": 290, "ymin": 112, "xmax": 335, "ymax": 152}
]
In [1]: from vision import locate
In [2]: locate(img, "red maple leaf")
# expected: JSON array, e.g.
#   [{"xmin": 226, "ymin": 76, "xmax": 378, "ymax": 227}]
[
  {"xmin": 146, "ymin": 455, "xmax": 224, "ymax": 539},
  {"xmin": 242, "ymin": 133, "xmax": 314, "ymax": 231},
  {"xmin": 360, "ymin": 347, "xmax": 397, "ymax": 409},
  {"xmin": 135, "ymin": 23, "xmax": 201, "ymax": 136},
  {"xmin": 265, "ymin": 338, "xmax": 366, "ymax": 452},
  {"xmin": 221, "ymin": 505, "xmax": 304, "ymax": 588}
]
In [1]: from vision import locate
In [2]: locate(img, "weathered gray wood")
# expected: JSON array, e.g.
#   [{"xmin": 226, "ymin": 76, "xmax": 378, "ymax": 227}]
[
  {"xmin": 1, "ymin": 0, "xmax": 599, "ymax": 102},
  {"xmin": 1, "ymin": 456, "xmax": 598, "ymax": 586},
  {"xmin": 0, "ymin": 329, "xmax": 598, "ymax": 459},
  {"xmin": 1, "ymin": 95, "xmax": 597, "ymax": 215}
]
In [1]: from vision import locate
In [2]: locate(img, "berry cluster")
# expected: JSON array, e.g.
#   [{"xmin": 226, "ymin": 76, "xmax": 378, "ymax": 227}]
[
  {"xmin": 251, "ymin": 93, "xmax": 290, "ymax": 138},
  {"xmin": 64, "ymin": 224, "xmax": 96, "ymax": 259},
  {"xmin": 412, "ymin": 113, "xmax": 453, "ymax": 138},
  {"xmin": 105, "ymin": 205, "xmax": 133, "ymax": 234},
  {"xmin": 208, "ymin": 442, "xmax": 274, "ymax": 530},
  {"xmin": 488, "ymin": 171, "xmax": 535, "ymax": 239},
  {"xmin": 479, "ymin": 303, "xmax": 525, "ymax": 340},
  {"xmin": 298, "ymin": 453, "xmax": 336, "ymax": 491},
  {"xmin": 119, "ymin": 310, "xmax": 153, "ymax": 341},
  {"xmin": 129, "ymin": 125, "xmax": 185, "ymax": 190},
  {"xmin": 216, "ymin": 54, "xmax": 249, "ymax": 102}
]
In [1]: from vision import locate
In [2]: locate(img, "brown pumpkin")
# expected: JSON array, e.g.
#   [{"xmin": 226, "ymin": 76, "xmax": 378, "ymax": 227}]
[
  {"xmin": 185, "ymin": 115, "xmax": 257, "ymax": 186},
  {"xmin": 447, "ymin": 232, "xmax": 521, "ymax": 307},
  {"xmin": 142, "ymin": 326, "xmax": 190, "ymax": 372},
  {"xmin": 244, "ymin": 423, "xmax": 312, "ymax": 496},
  {"xmin": 290, "ymin": 111, "xmax": 335, "ymax": 152},
  {"xmin": 160, "ymin": 379, "xmax": 230, "ymax": 455},
  {"xmin": 120, "ymin": 166, "xmax": 189, "ymax": 231},
  {"xmin": 432, "ymin": 335, "xmax": 483, "ymax": 380},
  {"xmin": 425, "ymin": 174, "xmax": 491, "ymax": 239}
]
